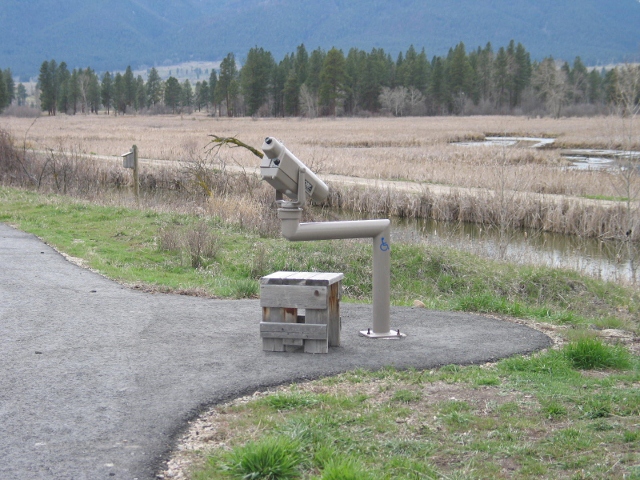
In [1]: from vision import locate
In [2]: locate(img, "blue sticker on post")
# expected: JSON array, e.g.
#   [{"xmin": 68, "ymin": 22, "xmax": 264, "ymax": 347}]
[{"xmin": 380, "ymin": 237, "xmax": 390, "ymax": 252}]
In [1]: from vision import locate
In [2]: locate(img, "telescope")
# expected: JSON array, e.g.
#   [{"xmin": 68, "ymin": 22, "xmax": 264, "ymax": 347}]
[{"xmin": 260, "ymin": 137, "xmax": 329, "ymax": 204}]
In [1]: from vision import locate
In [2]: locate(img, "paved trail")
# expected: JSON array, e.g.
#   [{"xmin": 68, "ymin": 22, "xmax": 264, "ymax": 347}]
[{"xmin": 0, "ymin": 223, "xmax": 550, "ymax": 479}]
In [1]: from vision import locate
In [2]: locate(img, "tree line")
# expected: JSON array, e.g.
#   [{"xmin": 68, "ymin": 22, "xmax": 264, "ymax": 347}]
[{"xmin": 1, "ymin": 41, "xmax": 639, "ymax": 117}]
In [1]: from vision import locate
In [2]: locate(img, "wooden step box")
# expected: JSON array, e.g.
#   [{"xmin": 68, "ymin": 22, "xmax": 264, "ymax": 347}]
[{"xmin": 260, "ymin": 271, "xmax": 343, "ymax": 354}]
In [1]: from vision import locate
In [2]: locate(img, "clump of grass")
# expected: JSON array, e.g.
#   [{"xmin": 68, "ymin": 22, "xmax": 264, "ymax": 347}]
[
  {"xmin": 259, "ymin": 392, "xmax": 321, "ymax": 411},
  {"xmin": 562, "ymin": 337, "xmax": 633, "ymax": 370},
  {"xmin": 158, "ymin": 220, "xmax": 219, "ymax": 269},
  {"xmin": 222, "ymin": 436, "xmax": 303, "ymax": 480},
  {"xmin": 391, "ymin": 389, "xmax": 422, "ymax": 403},
  {"xmin": 320, "ymin": 456, "xmax": 373, "ymax": 480}
]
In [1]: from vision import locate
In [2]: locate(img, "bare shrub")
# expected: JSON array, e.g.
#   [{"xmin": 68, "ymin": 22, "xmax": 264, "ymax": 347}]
[
  {"xmin": 157, "ymin": 224, "xmax": 183, "ymax": 252},
  {"xmin": 185, "ymin": 221, "xmax": 219, "ymax": 268}
]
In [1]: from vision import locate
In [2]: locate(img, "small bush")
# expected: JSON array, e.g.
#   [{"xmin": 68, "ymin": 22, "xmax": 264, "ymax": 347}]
[
  {"xmin": 223, "ymin": 436, "xmax": 302, "ymax": 480},
  {"xmin": 185, "ymin": 221, "xmax": 219, "ymax": 268},
  {"xmin": 562, "ymin": 337, "xmax": 632, "ymax": 370}
]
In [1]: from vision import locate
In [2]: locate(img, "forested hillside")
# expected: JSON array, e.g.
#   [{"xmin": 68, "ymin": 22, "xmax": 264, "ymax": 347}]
[{"xmin": 1, "ymin": 0, "xmax": 639, "ymax": 78}]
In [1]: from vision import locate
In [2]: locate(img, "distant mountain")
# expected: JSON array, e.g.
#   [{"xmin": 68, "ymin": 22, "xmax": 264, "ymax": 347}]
[{"xmin": 2, "ymin": 0, "xmax": 640, "ymax": 79}]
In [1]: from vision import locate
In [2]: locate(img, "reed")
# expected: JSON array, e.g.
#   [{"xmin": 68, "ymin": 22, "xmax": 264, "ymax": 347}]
[{"xmin": 1, "ymin": 115, "xmax": 638, "ymax": 243}]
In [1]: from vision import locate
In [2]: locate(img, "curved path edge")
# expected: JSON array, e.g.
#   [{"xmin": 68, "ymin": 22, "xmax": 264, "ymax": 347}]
[{"xmin": 0, "ymin": 223, "xmax": 551, "ymax": 479}]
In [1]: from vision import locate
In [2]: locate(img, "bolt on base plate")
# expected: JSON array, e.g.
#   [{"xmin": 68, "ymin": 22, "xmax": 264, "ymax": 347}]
[{"xmin": 359, "ymin": 328, "xmax": 406, "ymax": 339}]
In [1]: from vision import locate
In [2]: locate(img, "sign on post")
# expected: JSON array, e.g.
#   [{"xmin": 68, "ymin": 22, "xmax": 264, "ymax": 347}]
[
  {"xmin": 121, "ymin": 145, "xmax": 139, "ymax": 201},
  {"xmin": 122, "ymin": 150, "xmax": 135, "ymax": 169}
]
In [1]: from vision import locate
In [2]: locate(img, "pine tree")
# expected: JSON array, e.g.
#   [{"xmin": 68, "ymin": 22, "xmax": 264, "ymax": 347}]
[
  {"xmin": 181, "ymin": 79, "xmax": 193, "ymax": 110},
  {"xmin": 123, "ymin": 66, "xmax": 135, "ymax": 110},
  {"xmin": 101, "ymin": 72, "xmax": 113, "ymax": 114},
  {"xmin": 241, "ymin": 47, "xmax": 274, "ymax": 116},
  {"xmin": 113, "ymin": 72, "xmax": 126, "ymax": 114},
  {"xmin": 87, "ymin": 69, "xmax": 101, "ymax": 113},
  {"xmin": 306, "ymin": 48, "xmax": 325, "ymax": 96},
  {"xmin": 4, "ymin": 68, "xmax": 15, "ymax": 106},
  {"xmin": 343, "ymin": 47, "xmax": 366, "ymax": 114},
  {"xmin": 216, "ymin": 53, "xmax": 239, "ymax": 116},
  {"xmin": 146, "ymin": 67, "xmax": 162, "ymax": 108},
  {"xmin": 164, "ymin": 76, "xmax": 181, "ymax": 113},
  {"xmin": 319, "ymin": 47, "xmax": 346, "ymax": 116},
  {"xmin": 17, "ymin": 83, "xmax": 28, "ymax": 107},
  {"xmin": 209, "ymin": 70, "xmax": 218, "ymax": 115},
  {"xmin": 0, "ymin": 70, "xmax": 7, "ymax": 112},
  {"xmin": 38, "ymin": 60, "xmax": 58, "ymax": 115}
]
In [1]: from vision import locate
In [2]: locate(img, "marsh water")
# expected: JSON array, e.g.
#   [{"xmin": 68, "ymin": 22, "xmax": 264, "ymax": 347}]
[
  {"xmin": 391, "ymin": 217, "xmax": 637, "ymax": 284},
  {"xmin": 319, "ymin": 209, "xmax": 637, "ymax": 285},
  {"xmin": 454, "ymin": 136, "xmax": 640, "ymax": 171}
]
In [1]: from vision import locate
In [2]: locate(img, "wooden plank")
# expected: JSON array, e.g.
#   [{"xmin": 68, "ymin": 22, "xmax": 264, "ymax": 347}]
[
  {"xmin": 260, "ymin": 322, "xmax": 327, "ymax": 340},
  {"xmin": 328, "ymin": 282, "xmax": 341, "ymax": 347},
  {"xmin": 260, "ymin": 285, "xmax": 328, "ymax": 309},
  {"xmin": 303, "ymin": 272, "xmax": 344, "ymax": 286},
  {"xmin": 262, "ymin": 307, "xmax": 285, "ymax": 352},
  {"xmin": 260, "ymin": 272, "xmax": 343, "ymax": 286},
  {"xmin": 304, "ymin": 308, "xmax": 329, "ymax": 354},
  {"xmin": 283, "ymin": 339, "xmax": 304, "ymax": 347}
]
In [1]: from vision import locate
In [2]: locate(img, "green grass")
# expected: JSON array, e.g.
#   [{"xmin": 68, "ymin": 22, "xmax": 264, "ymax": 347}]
[
  {"xmin": 1, "ymin": 187, "xmax": 636, "ymax": 330},
  {"xmin": 1, "ymin": 186, "xmax": 639, "ymax": 479},
  {"xmin": 187, "ymin": 351, "xmax": 639, "ymax": 479}
]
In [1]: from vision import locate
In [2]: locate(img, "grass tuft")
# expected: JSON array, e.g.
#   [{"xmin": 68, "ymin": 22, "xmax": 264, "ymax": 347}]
[
  {"xmin": 562, "ymin": 337, "xmax": 633, "ymax": 370},
  {"xmin": 222, "ymin": 436, "xmax": 303, "ymax": 480}
]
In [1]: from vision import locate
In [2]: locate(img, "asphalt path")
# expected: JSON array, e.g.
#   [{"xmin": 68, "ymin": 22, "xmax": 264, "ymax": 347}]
[{"xmin": 0, "ymin": 223, "xmax": 551, "ymax": 479}]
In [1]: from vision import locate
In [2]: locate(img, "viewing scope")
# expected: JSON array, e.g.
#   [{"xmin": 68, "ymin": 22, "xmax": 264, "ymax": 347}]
[{"xmin": 260, "ymin": 137, "xmax": 329, "ymax": 204}]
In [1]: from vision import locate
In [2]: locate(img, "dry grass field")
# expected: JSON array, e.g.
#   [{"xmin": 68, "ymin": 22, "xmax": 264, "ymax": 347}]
[{"xmin": 2, "ymin": 113, "xmax": 638, "ymax": 199}]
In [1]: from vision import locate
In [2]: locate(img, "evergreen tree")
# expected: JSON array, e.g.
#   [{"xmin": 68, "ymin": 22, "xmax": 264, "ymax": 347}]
[
  {"xmin": 319, "ymin": 47, "xmax": 346, "ymax": 116},
  {"xmin": 209, "ymin": 70, "xmax": 218, "ymax": 115},
  {"xmin": 87, "ymin": 69, "xmax": 101, "ymax": 113},
  {"xmin": 241, "ymin": 47, "xmax": 275, "ymax": 116},
  {"xmin": 429, "ymin": 56, "xmax": 448, "ymax": 114},
  {"xmin": 38, "ymin": 60, "xmax": 58, "ymax": 115},
  {"xmin": 493, "ymin": 47, "xmax": 510, "ymax": 108},
  {"xmin": 343, "ymin": 47, "xmax": 366, "ymax": 114},
  {"xmin": 294, "ymin": 44, "xmax": 309, "ymax": 87},
  {"xmin": 447, "ymin": 42, "xmax": 473, "ymax": 111},
  {"xmin": 587, "ymin": 69, "xmax": 603, "ymax": 104},
  {"xmin": 195, "ymin": 80, "xmax": 209, "ymax": 111},
  {"xmin": 512, "ymin": 42, "xmax": 532, "ymax": 107},
  {"xmin": 164, "ymin": 76, "xmax": 181, "ymax": 113},
  {"xmin": 101, "ymin": 72, "xmax": 113, "ymax": 114},
  {"xmin": 146, "ymin": 67, "xmax": 162, "ymax": 107},
  {"xmin": 360, "ymin": 48, "xmax": 391, "ymax": 112},
  {"xmin": 134, "ymin": 75, "xmax": 146, "ymax": 111},
  {"xmin": 113, "ymin": 72, "xmax": 126, "ymax": 114},
  {"xmin": 17, "ymin": 83, "xmax": 28, "ymax": 107},
  {"xmin": 0, "ymin": 70, "xmax": 7, "ymax": 111},
  {"xmin": 216, "ymin": 53, "xmax": 239, "ymax": 116},
  {"xmin": 283, "ymin": 69, "xmax": 299, "ymax": 116},
  {"xmin": 271, "ymin": 55, "xmax": 291, "ymax": 117},
  {"xmin": 4, "ymin": 68, "xmax": 15, "ymax": 106},
  {"xmin": 123, "ymin": 66, "xmax": 135, "ymax": 110},
  {"xmin": 306, "ymin": 48, "xmax": 326, "ymax": 96},
  {"xmin": 181, "ymin": 79, "xmax": 193, "ymax": 110}
]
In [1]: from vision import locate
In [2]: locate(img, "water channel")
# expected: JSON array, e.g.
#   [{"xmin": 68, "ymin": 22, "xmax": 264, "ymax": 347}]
[
  {"xmin": 317, "ymin": 207, "xmax": 637, "ymax": 285},
  {"xmin": 454, "ymin": 136, "xmax": 640, "ymax": 171},
  {"xmin": 319, "ymin": 133, "xmax": 639, "ymax": 284}
]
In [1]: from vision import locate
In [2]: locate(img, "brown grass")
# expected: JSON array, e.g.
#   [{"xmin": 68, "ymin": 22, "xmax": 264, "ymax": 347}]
[
  {"xmin": 2, "ymin": 114, "xmax": 637, "ymax": 199},
  {"xmin": 1, "ymin": 114, "xmax": 638, "ymax": 242}
]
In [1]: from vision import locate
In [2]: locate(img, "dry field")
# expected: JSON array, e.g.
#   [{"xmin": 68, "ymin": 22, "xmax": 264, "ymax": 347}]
[{"xmin": 1, "ymin": 113, "xmax": 638, "ymax": 199}]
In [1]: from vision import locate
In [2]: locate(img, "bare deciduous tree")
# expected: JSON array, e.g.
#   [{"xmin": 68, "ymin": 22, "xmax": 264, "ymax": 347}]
[{"xmin": 532, "ymin": 58, "xmax": 568, "ymax": 118}]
